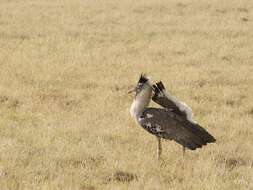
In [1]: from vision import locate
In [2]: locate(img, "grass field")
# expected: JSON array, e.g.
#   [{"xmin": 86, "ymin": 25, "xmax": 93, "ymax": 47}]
[{"xmin": 0, "ymin": 0, "xmax": 253, "ymax": 189}]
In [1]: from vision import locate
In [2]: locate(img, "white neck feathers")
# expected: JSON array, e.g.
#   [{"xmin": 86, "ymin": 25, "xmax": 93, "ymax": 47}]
[{"xmin": 130, "ymin": 83, "xmax": 152, "ymax": 121}]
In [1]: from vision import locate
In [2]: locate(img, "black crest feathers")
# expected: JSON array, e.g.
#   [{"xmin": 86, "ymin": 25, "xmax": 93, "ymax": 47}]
[{"xmin": 138, "ymin": 74, "xmax": 148, "ymax": 84}]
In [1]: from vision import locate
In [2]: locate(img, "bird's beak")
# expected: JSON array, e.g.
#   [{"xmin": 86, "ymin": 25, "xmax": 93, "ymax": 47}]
[{"xmin": 128, "ymin": 88, "xmax": 136, "ymax": 94}]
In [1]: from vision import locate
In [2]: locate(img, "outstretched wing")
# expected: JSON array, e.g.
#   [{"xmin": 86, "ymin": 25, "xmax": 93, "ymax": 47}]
[
  {"xmin": 152, "ymin": 81, "xmax": 195, "ymax": 124},
  {"xmin": 139, "ymin": 108, "xmax": 216, "ymax": 150}
]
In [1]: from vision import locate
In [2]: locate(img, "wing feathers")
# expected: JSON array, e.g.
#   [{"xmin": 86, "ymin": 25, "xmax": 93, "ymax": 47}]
[
  {"xmin": 152, "ymin": 82, "xmax": 183, "ymax": 115},
  {"xmin": 152, "ymin": 81, "xmax": 196, "ymax": 124},
  {"xmin": 140, "ymin": 108, "xmax": 215, "ymax": 150},
  {"xmin": 151, "ymin": 81, "xmax": 216, "ymax": 145},
  {"xmin": 182, "ymin": 120, "xmax": 216, "ymax": 143}
]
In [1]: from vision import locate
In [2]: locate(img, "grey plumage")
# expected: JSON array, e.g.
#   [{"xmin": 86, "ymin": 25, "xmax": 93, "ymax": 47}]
[
  {"xmin": 152, "ymin": 81, "xmax": 188, "ymax": 118},
  {"xmin": 130, "ymin": 75, "xmax": 215, "ymax": 158},
  {"xmin": 139, "ymin": 108, "xmax": 215, "ymax": 150},
  {"xmin": 149, "ymin": 81, "xmax": 216, "ymax": 150}
]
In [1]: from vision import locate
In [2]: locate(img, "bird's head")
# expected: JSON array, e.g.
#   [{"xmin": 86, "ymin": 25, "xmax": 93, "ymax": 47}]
[{"xmin": 128, "ymin": 74, "xmax": 152, "ymax": 99}]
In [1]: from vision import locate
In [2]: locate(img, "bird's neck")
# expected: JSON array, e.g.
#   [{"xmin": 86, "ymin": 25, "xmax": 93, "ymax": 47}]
[{"xmin": 130, "ymin": 87, "xmax": 152, "ymax": 121}]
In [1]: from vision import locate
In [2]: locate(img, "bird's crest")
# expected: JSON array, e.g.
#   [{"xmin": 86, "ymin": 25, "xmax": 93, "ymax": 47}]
[{"xmin": 138, "ymin": 74, "xmax": 149, "ymax": 85}]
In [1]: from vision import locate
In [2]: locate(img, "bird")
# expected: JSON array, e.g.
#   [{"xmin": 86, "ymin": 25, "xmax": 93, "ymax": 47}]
[{"xmin": 129, "ymin": 74, "xmax": 216, "ymax": 160}]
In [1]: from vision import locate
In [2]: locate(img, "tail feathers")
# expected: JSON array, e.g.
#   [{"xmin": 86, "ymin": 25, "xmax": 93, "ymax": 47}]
[
  {"xmin": 152, "ymin": 81, "xmax": 166, "ymax": 97},
  {"xmin": 185, "ymin": 122, "xmax": 216, "ymax": 145},
  {"xmin": 193, "ymin": 124, "xmax": 216, "ymax": 143},
  {"xmin": 179, "ymin": 131, "xmax": 215, "ymax": 151},
  {"xmin": 152, "ymin": 84, "xmax": 161, "ymax": 95},
  {"xmin": 175, "ymin": 121, "xmax": 216, "ymax": 150},
  {"xmin": 177, "ymin": 138, "xmax": 202, "ymax": 150},
  {"xmin": 156, "ymin": 81, "xmax": 165, "ymax": 91}
]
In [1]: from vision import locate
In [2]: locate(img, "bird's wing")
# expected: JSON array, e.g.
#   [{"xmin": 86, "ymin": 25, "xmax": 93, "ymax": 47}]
[
  {"xmin": 139, "ymin": 108, "xmax": 216, "ymax": 150},
  {"xmin": 152, "ymin": 81, "xmax": 195, "ymax": 123}
]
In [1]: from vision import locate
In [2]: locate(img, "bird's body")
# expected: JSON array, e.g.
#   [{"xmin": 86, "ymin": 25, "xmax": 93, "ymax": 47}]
[
  {"xmin": 139, "ymin": 108, "xmax": 214, "ymax": 150},
  {"xmin": 129, "ymin": 74, "xmax": 216, "ymax": 159}
]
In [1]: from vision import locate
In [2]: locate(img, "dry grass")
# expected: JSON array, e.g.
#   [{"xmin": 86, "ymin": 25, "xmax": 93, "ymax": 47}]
[{"xmin": 0, "ymin": 0, "xmax": 253, "ymax": 189}]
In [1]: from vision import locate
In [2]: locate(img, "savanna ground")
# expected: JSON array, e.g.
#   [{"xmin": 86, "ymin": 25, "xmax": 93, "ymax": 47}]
[{"xmin": 0, "ymin": 0, "xmax": 253, "ymax": 189}]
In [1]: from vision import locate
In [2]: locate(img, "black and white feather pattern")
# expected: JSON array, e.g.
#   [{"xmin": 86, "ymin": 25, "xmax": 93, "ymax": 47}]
[
  {"xmin": 138, "ymin": 108, "xmax": 215, "ymax": 150},
  {"xmin": 137, "ymin": 81, "xmax": 216, "ymax": 150},
  {"xmin": 152, "ymin": 81, "xmax": 194, "ymax": 122}
]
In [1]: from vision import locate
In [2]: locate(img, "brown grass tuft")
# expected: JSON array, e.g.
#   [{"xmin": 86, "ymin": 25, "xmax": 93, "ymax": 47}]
[{"xmin": 107, "ymin": 171, "xmax": 138, "ymax": 183}]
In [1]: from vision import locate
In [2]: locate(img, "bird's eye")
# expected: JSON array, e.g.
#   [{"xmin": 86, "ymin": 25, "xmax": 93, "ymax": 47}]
[
  {"xmin": 136, "ymin": 84, "xmax": 143, "ymax": 93},
  {"xmin": 135, "ymin": 87, "xmax": 140, "ymax": 94}
]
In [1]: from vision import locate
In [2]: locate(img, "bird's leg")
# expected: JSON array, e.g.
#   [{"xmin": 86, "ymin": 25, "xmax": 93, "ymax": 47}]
[
  {"xmin": 157, "ymin": 137, "xmax": 162, "ymax": 160},
  {"xmin": 182, "ymin": 146, "xmax": 186, "ymax": 157},
  {"xmin": 181, "ymin": 146, "xmax": 186, "ymax": 169}
]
